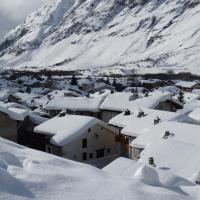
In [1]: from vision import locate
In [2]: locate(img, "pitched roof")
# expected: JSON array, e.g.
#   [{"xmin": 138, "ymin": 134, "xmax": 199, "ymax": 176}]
[
  {"xmin": 34, "ymin": 114, "xmax": 98, "ymax": 146},
  {"xmin": 131, "ymin": 121, "xmax": 200, "ymax": 149},
  {"xmin": 45, "ymin": 96, "xmax": 104, "ymax": 112}
]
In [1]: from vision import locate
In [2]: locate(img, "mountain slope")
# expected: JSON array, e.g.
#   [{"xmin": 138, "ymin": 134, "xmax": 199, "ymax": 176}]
[{"xmin": 0, "ymin": 0, "xmax": 200, "ymax": 75}]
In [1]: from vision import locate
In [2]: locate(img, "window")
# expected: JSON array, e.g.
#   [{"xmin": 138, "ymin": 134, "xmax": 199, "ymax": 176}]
[
  {"xmin": 89, "ymin": 153, "xmax": 93, "ymax": 159},
  {"xmin": 47, "ymin": 146, "xmax": 52, "ymax": 154},
  {"xmin": 82, "ymin": 152, "xmax": 87, "ymax": 161},
  {"xmin": 88, "ymin": 128, "xmax": 91, "ymax": 132},
  {"xmin": 95, "ymin": 133, "xmax": 98, "ymax": 139},
  {"xmin": 96, "ymin": 148, "xmax": 104, "ymax": 158},
  {"xmin": 107, "ymin": 149, "xmax": 111, "ymax": 154},
  {"xmin": 82, "ymin": 138, "xmax": 87, "ymax": 148}
]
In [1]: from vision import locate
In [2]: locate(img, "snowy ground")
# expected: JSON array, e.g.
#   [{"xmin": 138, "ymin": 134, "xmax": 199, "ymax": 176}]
[{"xmin": 0, "ymin": 138, "xmax": 200, "ymax": 200}]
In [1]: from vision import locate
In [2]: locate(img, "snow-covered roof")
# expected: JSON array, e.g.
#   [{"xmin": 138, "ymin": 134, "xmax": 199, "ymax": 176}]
[
  {"xmin": 0, "ymin": 90, "xmax": 9, "ymax": 101},
  {"xmin": 178, "ymin": 99, "xmax": 200, "ymax": 115},
  {"xmin": 109, "ymin": 108, "xmax": 180, "ymax": 129},
  {"xmin": 12, "ymin": 92, "xmax": 41, "ymax": 101},
  {"xmin": 0, "ymin": 102, "xmax": 29, "ymax": 121},
  {"xmin": 175, "ymin": 91, "xmax": 199, "ymax": 103},
  {"xmin": 34, "ymin": 114, "xmax": 98, "ymax": 146},
  {"xmin": 175, "ymin": 81, "xmax": 198, "ymax": 89},
  {"xmin": 131, "ymin": 121, "xmax": 200, "ymax": 149},
  {"xmin": 120, "ymin": 111, "xmax": 181, "ymax": 138},
  {"xmin": 192, "ymin": 89, "xmax": 200, "ymax": 95},
  {"xmin": 0, "ymin": 137, "xmax": 199, "ymax": 200},
  {"xmin": 141, "ymin": 79, "xmax": 161, "ymax": 84},
  {"xmin": 23, "ymin": 78, "xmax": 39, "ymax": 86},
  {"xmin": 90, "ymin": 89, "xmax": 111, "ymax": 98},
  {"xmin": 130, "ymin": 91, "xmax": 182, "ymax": 109},
  {"xmin": 139, "ymin": 139, "xmax": 200, "ymax": 180},
  {"xmin": 100, "ymin": 92, "xmax": 135, "ymax": 111},
  {"xmin": 156, "ymin": 86, "xmax": 179, "ymax": 94},
  {"xmin": 101, "ymin": 91, "xmax": 182, "ymax": 112},
  {"xmin": 188, "ymin": 107, "xmax": 200, "ymax": 123},
  {"xmin": 123, "ymin": 87, "xmax": 147, "ymax": 93},
  {"xmin": 29, "ymin": 112, "xmax": 49, "ymax": 125},
  {"xmin": 23, "ymin": 95, "xmax": 50, "ymax": 108},
  {"xmin": 45, "ymin": 96, "xmax": 104, "ymax": 112},
  {"xmin": 103, "ymin": 157, "xmax": 195, "ymax": 186},
  {"xmin": 31, "ymin": 87, "xmax": 51, "ymax": 95}
]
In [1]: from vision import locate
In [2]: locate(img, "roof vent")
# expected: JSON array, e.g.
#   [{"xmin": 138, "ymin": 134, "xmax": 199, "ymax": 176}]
[
  {"xmin": 124, "ymin": 109, "xmax": 131, "ymax": 116},
  {"xmin": 58, "ymin": 110, "xmax": 66, "ymax": 117},
  {"xmin": 145, "ymin": 92, "xmax": 149, "ymax": 97},
  {"xmin": 138, "ymin": 109, "xmax": 145, "ymax": 118},
  {"xmin": 154, "ymin": 117, "xmax": 161, "ymax": 125},
  {"xmin": 163, "ymin": 131, "xmax": 170, "ymax": 139},
  {"xmin": 111, "ymin": 90, "xmax": 115, "ymax": 94},
  {"xmin": 149, "ymin": 157, "xmax": 156, "ymax": 167},
  {"xmin": 47, "ymin": 94, "xmax": 51, "ymax": 100},
  {"xmin": 64, "ymin": 92, "xmax": 68, "ymax": 97}
]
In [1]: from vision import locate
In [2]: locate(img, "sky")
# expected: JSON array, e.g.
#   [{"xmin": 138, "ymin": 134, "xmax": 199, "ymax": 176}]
[{"xmin": 0, "ymin": 0, "xmax": 50, "ymax": 40}]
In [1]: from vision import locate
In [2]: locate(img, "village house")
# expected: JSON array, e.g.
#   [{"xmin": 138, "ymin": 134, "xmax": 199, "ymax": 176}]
[
  {"xmin": 100, "ymin": 92, "xmax": 139, "ymax": 123},
  {"xmin": 140, "ymin": 79, "xmax": 163, "ymax": 90},
  {"xmin": 45, "ymin": 95, "xmax": 105, "ymax": 118},
  {"xmin": 8, "ymin": 92, "xmax": 41, "ymax": 104},
  {"xmin": 131, "ymin": 91, "xmax": 183, "ymax": 112},
  {"xmin": 0, "ymin": 90, "xmax": 10, "ymax": 102},
  {"xmin": 131, "ymin": 121, "xmax": 200, "ymax": 160},
  {"xmin": 175, "ymin": 81, "xmax": 200, "ymax": 91},
  {"xmin": 17, "ymin": 110, "xmax": 49, "ymax": 151},
  {"xmin": 34, "ymin": 114, "xmax": 120, "ymax": 165},
  {"xmin": 138, "ymin": 139, "xmax": 200, "ymax": 182},
  {"xmin": 100, "ymin": 91, "xmax": 183, "ymax": 123},
  {"xmin": 89, "ymin": 82, "xmax": 114, "ymax": 93},
  {"xmin": 78, "ymin": 79, "xmax": 94, "ymax": 92},
  {"xmin": 109, "ymin": 108, "xmax": 180, "ymax": 158},
  {"xmin": 0, "ymin": 102, "xmax": 29, "ymax": 142},
  {"xmin": 188, "ymin": 107, "xmax": 200, "ymax": 124},
  {"xmin": 123, "ymin": 86, "xmax": 149, "ymax": 93}
]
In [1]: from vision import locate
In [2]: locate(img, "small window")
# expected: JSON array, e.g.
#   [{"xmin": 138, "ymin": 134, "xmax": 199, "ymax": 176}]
[
  {"xmin": 89, "ymin": 153, "xmax": 93, "ymax": 159},
  {"xmin": 82, "ymin": 138, "xmax": 87, "ymax": 148},
  {"xmin": 96, "ymin": 148, "xmax": 104, "ymax": 158},
  {"xmin": 47, "ymin": 146, "xmax": 52, "ymax": 154},
  {"xmin": 107, "ymin": 149, "xmax": 111, "ymax": 154},
  {"xmin": 82, "ymin": 152, "xmax": 87, "ymax": 161},
  {"xmin": 88, "ymin": 128, "xmax": 91, "ymax": 132}
]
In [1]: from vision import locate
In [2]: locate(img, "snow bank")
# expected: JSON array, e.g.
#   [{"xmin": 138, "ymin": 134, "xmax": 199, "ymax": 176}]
[{"xmin": 0, "ymin": 138, "xmax": 200, "ymax": 200}]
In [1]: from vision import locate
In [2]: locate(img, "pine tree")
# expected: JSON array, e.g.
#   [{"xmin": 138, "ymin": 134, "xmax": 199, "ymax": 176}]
[
  {"xmin": 71, "ymin": 74, "xmax": 77, "ymax": 85},
  {"xmin": 26, "ymin": 86, "xmax": 31, "ymax": 94},
  {"xmin": 178, "ymin": 90, "xmax": 185, "ymax": 104},
  {"xmin": 105, "ymin": 77, "xmax": 110, "ymax": 85},
  {"xmin": 112, "ymin": 77, "xmax": 117, "ymax": 87}
]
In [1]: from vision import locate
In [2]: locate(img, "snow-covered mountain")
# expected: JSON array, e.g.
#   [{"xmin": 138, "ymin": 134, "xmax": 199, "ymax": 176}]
[{"xmin": 0, "ymin": 0, "xmax": 200, "ymax": 75}]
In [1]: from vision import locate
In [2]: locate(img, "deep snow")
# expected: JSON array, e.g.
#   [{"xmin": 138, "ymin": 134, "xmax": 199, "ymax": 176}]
[{"xmin": 0, "ymin": 0, "xmax": 200, "ymax": 74}]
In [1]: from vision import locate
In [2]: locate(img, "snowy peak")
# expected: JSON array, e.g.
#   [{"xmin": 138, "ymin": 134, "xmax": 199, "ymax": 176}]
[{"xmin": 1, "ymin": 0, "xmax": 200, "ymax": 74}]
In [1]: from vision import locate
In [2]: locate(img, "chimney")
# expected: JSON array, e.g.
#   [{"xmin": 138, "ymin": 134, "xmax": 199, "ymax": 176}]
[
  {"xmin": 163, "ymin": 131, "xmax": 170, "ymax": 139},
  {"xmin": 58, "ymin": 110, "xmax": 66, "ymax": 117},
  {"xmin": 149, "ymin": 157, "xmax": 156, "ymax": 167},
  {"xmin": 124, "ymin": 109, "xmax": 131, "ymax": 116}
]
